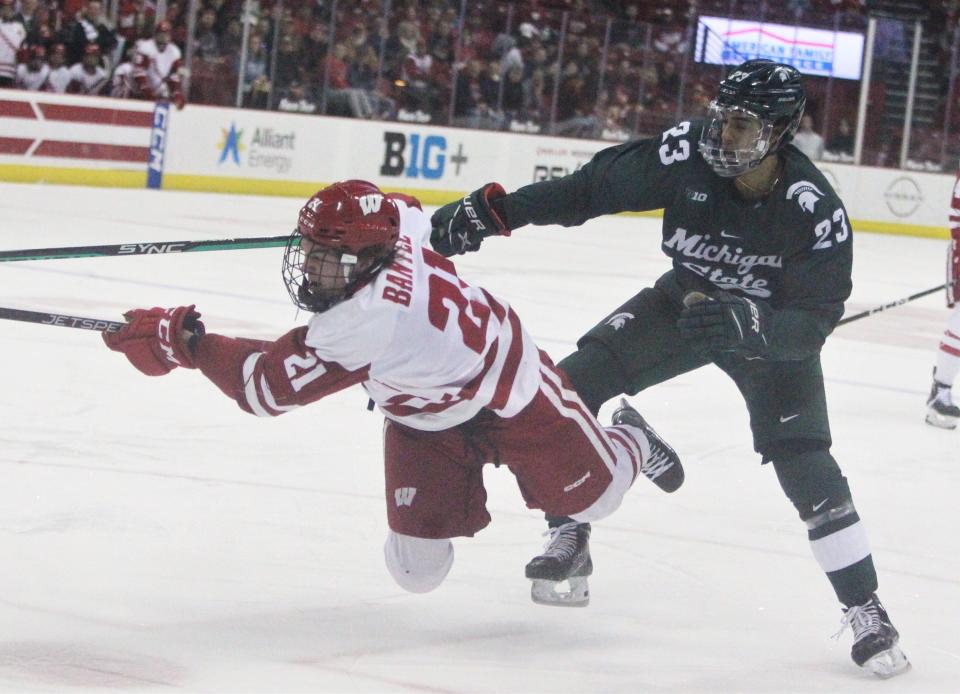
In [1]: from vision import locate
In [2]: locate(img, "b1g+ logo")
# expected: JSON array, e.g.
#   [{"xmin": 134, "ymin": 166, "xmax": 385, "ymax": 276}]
[{"xmin": 379, "ymin": 131, "xmax": 468, "ymax": 179}]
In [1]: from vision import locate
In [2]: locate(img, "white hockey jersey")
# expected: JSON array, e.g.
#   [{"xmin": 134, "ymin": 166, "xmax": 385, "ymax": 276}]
[
  {"xmin": 66, "ymin": 63, "xmax": 108, "ymax": 94},
  {"xmin": 194, "ymin": 200, "xmax": 542, "ymax": 431},
  {"xmin": 0, "ymin": 19, "xmax": 26, "ymax": 80},
  {"xmin": 110, "ymin": 61, "xmax": 135, "ymax": 98},
  {"xmin": 132, "ymin": 38, "xmax": 181, "ymax": 97},
  {"xmin": 16, "ymin": 63, "xmax": 49, "ymax": 90},
  {"xmin": 45, "ymin": 65, "xmax": 71, "ymax": 93}
]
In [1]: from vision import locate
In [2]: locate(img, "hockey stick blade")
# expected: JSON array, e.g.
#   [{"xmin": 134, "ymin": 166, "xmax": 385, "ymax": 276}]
[
  {"xmin": 838, "ymin": 281, "xmax": 953, "ymax": 326},
  {"xmin": 0, "ymin": 235, "xmax": 290, "ymax": 262},
  {"xmin": 0, "ymin": 307, "xmax": 124, "ymax": 332}
]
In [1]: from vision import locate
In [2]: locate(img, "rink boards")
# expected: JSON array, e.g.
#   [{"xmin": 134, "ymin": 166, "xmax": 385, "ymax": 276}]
[{"xmin": 0, "ymin": 89, "xmax": 952, "ymax": 239}]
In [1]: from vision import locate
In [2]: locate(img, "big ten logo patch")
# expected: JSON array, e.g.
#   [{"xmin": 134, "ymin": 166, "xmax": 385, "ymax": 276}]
[{"xmin": 380, "ymin": 132, "xmax": 467, "ymax": 179}]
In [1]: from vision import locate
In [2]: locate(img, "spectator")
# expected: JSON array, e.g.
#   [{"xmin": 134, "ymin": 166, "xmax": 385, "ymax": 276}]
[
  {"xmin": 133, "ymin": 20, "xmax": 183, "ymax": 107},
  {"xmin": 25, "ymin": 0, "xmax": 59, "ymax": 50},
  {"xmin": 609, "ymin": 3, "xmax": 643, "ymax": 45},
  {"xmin": 0, "ymin": 0, "xmax": 26, "ymax": 87},
  {"xmin": 793, "ymin": 114, "xmax": 825, "ymax": 161},
  {"xmin": 65, "ymin": 0, "xmax": 117, "ymax": 66},
  {"xmin": 570, "ymin": 39, "xmax": 596, "ymax": 83},
  {"xmin": 161, "ymin": 0, "xmax": 187, "ymax": 46},
  {"xmin": 14, "ymin": 0, "xmax": 42, "ymax": 42},
  {"xmin": 110, "ymin": 42, "xmax": 136, "ymax": 97},
  {"xmin": 239, "ymin": 31, "xmax": 270, "ymax": 109},
  {"xmin": 652, "ymin": 21, "xmax": 687, "ymax": 54},
  {"xmin": 523, "ymin": 40, "xmax": 550, "ymax": 80},
  {"xmin": 301, "ymin": 21, "xmax": 328, "ymax": 76},
  {"xmin": 478, "ymin": 58, "xmax": 502, "ymax": 116},
  {"xmin": 428, "ymin": 18, "xmax": 455, "ymax": 60},
  {"xmin": 346, "ymin": 21, "xmax": 372, "ymax": 58},
  {"xmin": 399, "ymin": 38, "xmax": 433, "ymax": 117},
  {"xmin": 492, "ymin": 31, "xmax": 524, "ymax": 78},
  {"xmin": 395, "ymin": 13, "xmax": 419, "ymax": 57},
  {"xmin": 452, "ymin": 57, "xmax": 479, "ymax": 118},
  {"xmin": 66, "ymin": 42, "xmax": 107, "ymax": 94},
  {"xmin": 273, "ymin": 33, "xmax": 302, "ymax": 95},
  {"xmin": 15, "ymin": 43, "xmax": 49, "ymax": 90},
  {"xmin": 523, "ymin": 65, "xmax": 547, "ymax": 125},
  {"xmin": 214, "ymin": 17, "xmax": 243, "ymax": 62},
  {"xmin": 116, "ymin": 0, "xmax": 155, "ymax": 45},
  {"xmin": 44, "ymin": 41, "xmax": 70, "ymax": 92},
  {"xmin": 826, "ymin": 116, "xmax": 854, "ymax": 156},
  {"xmin": 194, "ymin": 7, "xmax": 220, "ymax": 60},
  {"xmin": 290, "ymin": 3, "xmax": 313, "ymax": 42},
  {"xmin": 374, "ymin": 16, "xmax": 401, "ymax": 79},
  {"xmin": 657, "ymin": 59, "xmax": 680, "ymax": 100},
  {"xmin": 206, "ymin": 0, "xmax": 231, "ymax": 35},
  {"xmin": 276, "ymin": 78, "xmax": 317, "ymax": 113},
  {"xmin": 350, "ymin": 43, "xmax": 396, "ymax": 119},
  {"xmin": 554, "ymin": 60, "xmax": 598, "ymax": 138},
  {"xmin": 501, "ymin": 63, "xmax": 526, "ymax": 122}
]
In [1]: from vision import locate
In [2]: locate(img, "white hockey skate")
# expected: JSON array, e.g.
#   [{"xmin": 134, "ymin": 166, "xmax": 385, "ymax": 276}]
[{"xmin": 925, "ymin": 379, "xmax": 960, "ymax": 429}]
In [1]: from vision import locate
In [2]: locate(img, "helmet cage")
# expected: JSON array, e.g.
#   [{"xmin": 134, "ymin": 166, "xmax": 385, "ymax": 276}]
[
  {"xmin": 281, "ymin": 231, "xmax": 394, "ymax": 313},
  {"xmin": 698, "ymin": 101, "xmax": 777, "ymax": 177}
]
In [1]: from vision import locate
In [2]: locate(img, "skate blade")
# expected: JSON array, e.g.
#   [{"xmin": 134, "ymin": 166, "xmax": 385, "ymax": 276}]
[
  {"xmin": 863, "ymin": 645, "xmax": 911, "ymax": 679},
  {"xmin": 530, "ymin": 576, "xmax": 589, "ymax": 607},
  {"xmin": 925, "ymin": 411, "xmax": 959, "ymax": 429}
]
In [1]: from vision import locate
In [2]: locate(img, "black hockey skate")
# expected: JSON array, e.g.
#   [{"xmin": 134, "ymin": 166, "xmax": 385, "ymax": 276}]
[
  {"xmin": 525, "ymin": 521, "xmax": 592, "ymax": 607},
  {"xmin": 838, "ymin": 594, "xmax": 911, "ymax": 679},
  {"xmin": 611, "ymin": 398, "xmax": 684, "ymax": 493},
  {"xmin": 925, "ymin": 378, "xmax": 959, "ymax": 429}
]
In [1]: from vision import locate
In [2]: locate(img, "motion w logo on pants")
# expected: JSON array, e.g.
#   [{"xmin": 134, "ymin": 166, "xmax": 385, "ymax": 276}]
[{"xmin": 394, "ymin": 487, "xmax": 417, "ymax": 507}]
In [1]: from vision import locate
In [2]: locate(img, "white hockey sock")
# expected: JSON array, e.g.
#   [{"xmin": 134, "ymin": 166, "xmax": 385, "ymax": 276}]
[
  {"xmin": 809, "ymin": 520, "xmax": 871, "ymax": 575},
  {"xmin": 935, "ymin": 307, "xmax": 960, "ymax": 387}
]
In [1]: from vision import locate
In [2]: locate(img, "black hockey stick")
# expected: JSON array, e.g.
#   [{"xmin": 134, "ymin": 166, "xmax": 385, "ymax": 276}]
[
  {"xmin": 838, "ymin": 281, "xmax": 952, "ymax": 326},
  {"xmin": 0, "ymin": 235, "xmax": 290, "ymax": 262},
  {"xmin": 0, "ymin": 307, "xmax": 124, "ymax": 332}
]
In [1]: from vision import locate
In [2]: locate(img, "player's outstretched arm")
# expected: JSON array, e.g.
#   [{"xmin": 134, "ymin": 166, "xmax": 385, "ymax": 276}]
[
  {"xmin": 429, "ymin": 183, "xmax": 511, "ymax": 257},
  {"xmin": 104, "ymin": 306, "xmax": 367, "ymax": 414}
]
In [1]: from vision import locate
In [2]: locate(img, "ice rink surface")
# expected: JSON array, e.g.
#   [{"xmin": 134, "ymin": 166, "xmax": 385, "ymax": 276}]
[{"xmin": 0, "ymin": 181, "xmax": 957, "ymax": 693}]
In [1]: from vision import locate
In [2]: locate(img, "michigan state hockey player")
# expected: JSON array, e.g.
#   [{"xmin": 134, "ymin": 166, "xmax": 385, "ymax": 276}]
[{"xmin": 430, "ymin": 59, "xmax": 910, "ymax": 678}]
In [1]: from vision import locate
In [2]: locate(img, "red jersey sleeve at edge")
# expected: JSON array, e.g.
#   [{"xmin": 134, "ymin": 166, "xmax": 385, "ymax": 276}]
[{"xmin": 193, "ymin": 327, "xmax": 369, "ymax": 416}]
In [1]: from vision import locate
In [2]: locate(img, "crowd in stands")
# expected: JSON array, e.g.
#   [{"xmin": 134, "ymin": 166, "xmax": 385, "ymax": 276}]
[
  {"xmin": 0, "ymin": 0, "xmax": 182, "ymax": 103},
  {"xmin": 2, "ymin": 0, "xmax": 960, "ymax": 166}
]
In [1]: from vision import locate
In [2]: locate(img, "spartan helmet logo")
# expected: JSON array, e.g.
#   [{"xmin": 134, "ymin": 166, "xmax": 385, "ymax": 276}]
[
  {"xmin": 606, "ymin": 312, "xmax": 634, "ymax": 330},
  {"xmin": 785, "ymin": 181, "xmax": 824, "ymax": 214}
]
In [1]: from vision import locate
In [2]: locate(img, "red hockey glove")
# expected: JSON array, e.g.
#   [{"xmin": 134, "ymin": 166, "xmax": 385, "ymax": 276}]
[
  {"xmin": 103, "ymin": 305, "xmax": 204, "ymax": 376},
  {"xmin": 171, "ymin": 90, "xmax": 185, "ymax": 110},
  {"xmin": 677, "ymin": 290, "xmax": 771, "ymax": 356},
  {"xmin": 430, "ymin": 183, "xmax": 510, "ymax": 256},
  {"xmin": 948, "ymin": 236, "xmax": 959, "ymax": 308}
]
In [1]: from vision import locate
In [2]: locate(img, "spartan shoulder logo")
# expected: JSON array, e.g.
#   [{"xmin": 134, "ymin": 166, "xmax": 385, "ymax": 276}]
[
  {"xmin": 785, "ymin": 180, "xmax": 824, "ymax": 213},
  {"xmin": 606, "ymin": 312, "xmax": 634, "ymax": 330},
  {"xmin": 394, "ymin": 487, "xmax": 417, "ymax": 508},
  {"xmin": 359, "ymin": 193, "xmax": 383, "ymax": 215}
]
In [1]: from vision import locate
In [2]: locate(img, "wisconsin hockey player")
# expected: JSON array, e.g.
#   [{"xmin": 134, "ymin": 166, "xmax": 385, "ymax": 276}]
[
  {"xmin": 925, "ymin": 170, "xmax": 960, "ymax": 429},
  {"xmin": 430, "ymin": 60, "xmax": 910, "ymax": 678},
  {"xmin": 102, "ymin": 180, "xmax": 680, "ymax": 604}
]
